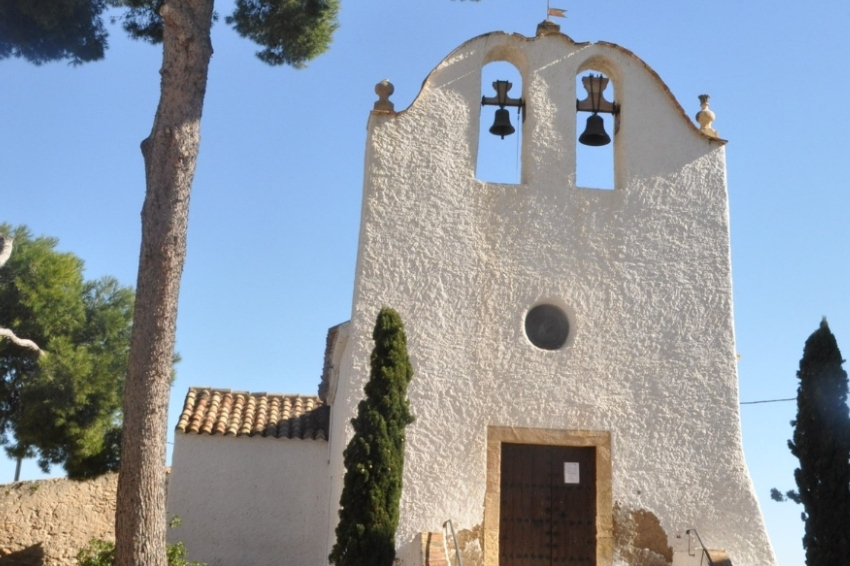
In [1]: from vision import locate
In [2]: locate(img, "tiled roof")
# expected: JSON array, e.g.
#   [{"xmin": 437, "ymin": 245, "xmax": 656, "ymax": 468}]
[{"xmin": 175, "ymin": 388, "xmax": 329, "ymax": 440}]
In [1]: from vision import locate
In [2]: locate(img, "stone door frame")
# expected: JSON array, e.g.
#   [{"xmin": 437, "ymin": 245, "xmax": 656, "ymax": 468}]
[{"xmin": 483, "ymin": 426, "xmax": 613, "ymax": 566}]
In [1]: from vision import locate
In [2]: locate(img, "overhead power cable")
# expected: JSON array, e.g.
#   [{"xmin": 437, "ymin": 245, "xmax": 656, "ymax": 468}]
[{"xmin": 739, "ymin": 398, "xmax": 796, "ymax": 405}]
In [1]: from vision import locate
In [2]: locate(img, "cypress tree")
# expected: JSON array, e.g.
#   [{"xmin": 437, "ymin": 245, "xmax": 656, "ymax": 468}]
[
  {"xmin": 787, "ymin": 318, "xmax": 850, "ymax": 566},
  {"xmin": 330, "ymin": 308, "xmax": 414, "ymax": 566}
]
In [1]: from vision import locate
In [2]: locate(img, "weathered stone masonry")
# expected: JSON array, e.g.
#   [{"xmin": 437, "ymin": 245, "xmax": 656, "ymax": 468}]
[{"xmin": 0, "ymin": 474, "xmax": 116, "ymax": 566}]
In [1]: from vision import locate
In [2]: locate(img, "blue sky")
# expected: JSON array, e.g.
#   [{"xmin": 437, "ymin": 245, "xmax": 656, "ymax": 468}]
[{"xmin": 3, "ymin": 1, "xmax": 850, "ymax": 564}]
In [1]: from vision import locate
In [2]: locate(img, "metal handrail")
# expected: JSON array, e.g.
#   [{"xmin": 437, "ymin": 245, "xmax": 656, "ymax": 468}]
[
  {"xmin": 442, "ymin": 519, "xmax": 464, "ymax": 566},
  {"xmin": 686, "ymin": 528, "xmax": 715, "ymax": 566}
]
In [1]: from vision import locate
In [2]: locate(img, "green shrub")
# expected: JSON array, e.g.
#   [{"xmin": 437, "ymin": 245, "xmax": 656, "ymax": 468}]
[
  {"xmin": 76, "ymin": 538, "xmax": 114, "ymax": 566},
  {"xmin": 77, "ymin": 517, "xmax": 206, "ymax": 566}
]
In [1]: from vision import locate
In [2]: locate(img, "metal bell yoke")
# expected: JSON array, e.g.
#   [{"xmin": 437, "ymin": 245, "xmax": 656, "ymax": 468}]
[{"xmin": 482, "ymin": 80, "xmax": 525, "ymax": 140}]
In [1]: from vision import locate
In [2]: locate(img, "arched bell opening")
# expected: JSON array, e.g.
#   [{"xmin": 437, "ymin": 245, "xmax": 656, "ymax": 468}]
[
  {"xmin": 477, "ymin": 61, "xmax": 524, "ymax": 184},
  {"xmin": 575, "ymin": 71, "xmax": 617, "ymax": 190}
]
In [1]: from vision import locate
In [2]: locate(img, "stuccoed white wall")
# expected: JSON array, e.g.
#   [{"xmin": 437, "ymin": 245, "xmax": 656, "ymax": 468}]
[
  {"xmin": 329, "ymin": 31, "xmax": 776, "ymax": 566},
  {"xmin": 168, "ymin": 434, "xmax": 329, "ymax": 566}
]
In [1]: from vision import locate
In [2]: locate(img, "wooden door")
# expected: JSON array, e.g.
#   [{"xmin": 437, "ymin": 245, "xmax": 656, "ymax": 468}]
[{"xmin": 499, "ymin": 444, "xmax": 596, "ymax": 566}]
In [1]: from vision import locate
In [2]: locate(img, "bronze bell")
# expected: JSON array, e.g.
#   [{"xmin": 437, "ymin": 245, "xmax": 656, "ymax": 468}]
[
  {"xmin": 578, "ymin": 113, "xmax": 611, "ymax": 146},
  {"xmin": 489, "ymin": 108, "xmax": 515, "ymax": 139}
]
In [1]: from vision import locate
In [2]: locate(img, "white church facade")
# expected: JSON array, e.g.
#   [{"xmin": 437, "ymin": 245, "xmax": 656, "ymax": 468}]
[{"xmin": 167, "ymin": 22, "xmax": 777, "ymax": 566}]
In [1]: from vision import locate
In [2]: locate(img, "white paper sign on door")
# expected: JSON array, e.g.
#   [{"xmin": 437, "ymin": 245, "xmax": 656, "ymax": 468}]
[{"xmin": 564, "ymin": 462, "xmax": 580, "ymax": 484}]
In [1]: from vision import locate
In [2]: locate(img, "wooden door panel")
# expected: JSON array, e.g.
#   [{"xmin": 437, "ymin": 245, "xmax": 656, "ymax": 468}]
[
  {"xmin": 500, "ymin": 444, "xmax": 596, "ymax": 566},
  {"xmin": 549, "ymin": 446, "xmax": 596, "ymax": 564}
]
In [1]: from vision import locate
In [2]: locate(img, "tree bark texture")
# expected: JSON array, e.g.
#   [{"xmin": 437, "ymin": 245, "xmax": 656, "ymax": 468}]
[{"xmin": 115, "ymin": 2, "xmax": 214, "ymax": 566}]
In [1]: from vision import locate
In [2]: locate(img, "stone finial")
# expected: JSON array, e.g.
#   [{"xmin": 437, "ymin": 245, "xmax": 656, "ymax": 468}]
[
  {"xmin": 536, "ymin": 19, "xmax": 561, "ymax": 36},
  {"xmin": 695, "ymin": 94, "xmax": 719, "ymax": 138},
  {"xmin": 374, "ymin": 79, "xmax": 395, "ymax": 112}
]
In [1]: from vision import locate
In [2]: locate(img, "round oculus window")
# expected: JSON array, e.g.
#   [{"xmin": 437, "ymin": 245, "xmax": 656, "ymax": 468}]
[{"xmin": 525, "ymin": 304, "xmax": 570, "ymax": 350}]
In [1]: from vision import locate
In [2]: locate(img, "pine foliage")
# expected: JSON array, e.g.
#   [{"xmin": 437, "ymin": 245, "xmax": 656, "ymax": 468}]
[
  {"xmin": 788, "ymin": 318, "xmax": 850, "ymax": 566},
  {"xmin": 226, "ymin": 0, "xmax": 339, "ymax": 67},
  {"xmin": 111, "ymin": 0, "xmax": 166, "ymax": 45},
  {"xmin": 330, "ymin": 308, "xmax": 414, "ymax": 566},
  {"xmin": 1, "ymin": 0, "xmax": 340, "ymax": 67},
  {"xmin": 0, "ymin": 224, "xmax": 134, "ymax": 479},
  {"xmin": 0, "ymin": 0, "xmax": 109, "ymax": 65}
]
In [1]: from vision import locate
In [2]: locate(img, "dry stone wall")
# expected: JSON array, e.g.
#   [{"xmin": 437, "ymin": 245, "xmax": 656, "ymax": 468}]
[{"xmin": 0, "ymin": 473, "xmax": 116, "ymax": 566}]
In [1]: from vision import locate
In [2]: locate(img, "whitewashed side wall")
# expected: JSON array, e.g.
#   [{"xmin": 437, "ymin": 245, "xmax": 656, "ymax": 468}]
[
  {"xmin": 329, "ymin": 31, "xmax": 776, "ymax": 566},
  {"xmin": 168, "ymin": 434, "xmax": 329, "ymax": 566}
]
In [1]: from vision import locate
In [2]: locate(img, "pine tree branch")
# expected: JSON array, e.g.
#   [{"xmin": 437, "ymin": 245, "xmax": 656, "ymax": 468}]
[
  {"xmin": 0, "ymin": 235, "xmax": 43, "ymax": 354},
  {"xmin": 0, "ymin": 235, "xmax": 13, "ymax": 269},
  {"xmin": 0, "ymin": 327, "xmax": 43, "ymax": 354}
]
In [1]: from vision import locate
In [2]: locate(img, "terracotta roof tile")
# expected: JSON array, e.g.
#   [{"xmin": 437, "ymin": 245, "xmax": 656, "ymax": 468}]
[{"xmin": 176, "ymin": 388, "xmax": 329, "ymax": 440}]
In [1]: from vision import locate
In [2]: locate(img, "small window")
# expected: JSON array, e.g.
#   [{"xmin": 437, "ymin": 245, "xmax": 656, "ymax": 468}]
[
  {"xmin": 525, "ymin": 304, "xmax": 570, "ymax": 350},
  {"xmin": 477, "ymin": 61, "xmax": 523, "ymax": 184}
]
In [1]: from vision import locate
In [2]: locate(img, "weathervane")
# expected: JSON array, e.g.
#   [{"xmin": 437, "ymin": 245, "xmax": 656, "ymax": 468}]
[
  {"xmin": 546, "ymin": 1, "xmax": 567, "ymax": 20},
  {"xmin": 538, "ymin": 2, "xmax": 566, "ymax": 36}
]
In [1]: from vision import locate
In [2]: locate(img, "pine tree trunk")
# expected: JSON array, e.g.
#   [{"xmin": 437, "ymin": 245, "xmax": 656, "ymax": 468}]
[{"xmin": 115, "ymin": 1, "xmax": 214, "ymax": 565}]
